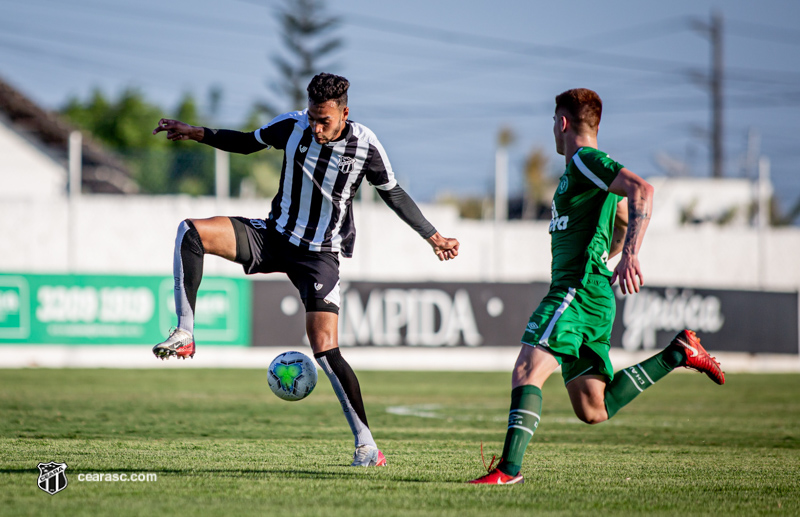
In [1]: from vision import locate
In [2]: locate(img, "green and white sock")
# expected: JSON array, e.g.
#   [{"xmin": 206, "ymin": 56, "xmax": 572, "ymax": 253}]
[
  {"xmin": 500, "ymin": 385, "xmax": 542, "ymax": 476},
  {"xmin": 604, "ymin": 344, "xmax": 685, "ymax": 418}
]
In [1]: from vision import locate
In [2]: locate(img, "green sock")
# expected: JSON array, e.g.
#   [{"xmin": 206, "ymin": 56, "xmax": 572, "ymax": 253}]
[
  {"xmin": 604, "ymin": 344, "xmax": 685, "ymax": 418},
  {"xmin": 499, "ymin": 385, "xmax": 542, "ymax": 476}
]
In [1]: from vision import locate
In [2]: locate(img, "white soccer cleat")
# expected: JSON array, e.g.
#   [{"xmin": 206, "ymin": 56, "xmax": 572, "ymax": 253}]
[
  {"xmin": 350, "ymin": 445, "xmax": 387, "ymax": 467},
  {"xmin": 152, "ymin": 328, "xmax": 195, "ymax": 360}
]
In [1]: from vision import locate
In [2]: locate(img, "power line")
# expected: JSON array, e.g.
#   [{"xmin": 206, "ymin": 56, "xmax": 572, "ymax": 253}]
[
  {"xmin": 563, "ymin": 15, "xmax": 691, "ymax": 49},
  {"xmin": 726, "ymin": 18, "xmax": 800, "ymax": 47},
  {"xmin": 21, "ymin": 0, "xmax": 278, "ymax": 40},
  {"xmin": 0, "ymin": 21, "xmax": 271, "ymax": 73}
]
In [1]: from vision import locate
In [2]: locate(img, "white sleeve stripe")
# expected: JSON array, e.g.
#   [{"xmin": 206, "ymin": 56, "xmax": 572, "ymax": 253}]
[
  {"xmin": 573, "ymin": 151, "xmax": 609, "ymax": 191},
  {"xmin": 373, "ymin": 179, "xmax": 397, "ymax": 191},
  {"xmin": 253, "ymin": 130, "xmax": 266, "ymax": 146},
  {"xmin": 253, "ymin": 110, "xmax": 306, "ymax": 147},
  {"xmin": 368, "ymin": 137, "xmax": 397, "ymax": 187}
]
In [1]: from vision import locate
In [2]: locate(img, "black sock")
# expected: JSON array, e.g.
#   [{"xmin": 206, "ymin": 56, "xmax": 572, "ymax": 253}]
[
  {"xmin": 174, "ymin": 220, "xmax": 204, "ymax": 333},
  {"xmin": 314, "ymin": 348, "xmax": 376, "ymax": 447}
]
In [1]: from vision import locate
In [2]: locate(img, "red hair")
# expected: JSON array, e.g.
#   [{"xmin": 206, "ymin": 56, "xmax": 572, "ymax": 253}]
[{"xmin": 555, "ymin": 88, "xmax": 602, "ymax": 132}]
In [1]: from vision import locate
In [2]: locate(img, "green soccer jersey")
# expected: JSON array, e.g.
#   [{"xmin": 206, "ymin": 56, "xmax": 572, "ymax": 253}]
[{"xmin": 549, "ymin": 147, "xmax": 624, "ymax": 287}]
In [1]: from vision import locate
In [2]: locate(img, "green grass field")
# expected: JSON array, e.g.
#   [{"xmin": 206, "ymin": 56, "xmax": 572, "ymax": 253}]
[{"xmin": 1, "ymin": 368, "xmax": 798, "ymax": 516}]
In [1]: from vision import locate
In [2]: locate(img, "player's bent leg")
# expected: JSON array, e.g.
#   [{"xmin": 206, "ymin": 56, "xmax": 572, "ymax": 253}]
[
  {"xmin": 470, "ymin": 345, "xmax": 557, "ymax": 484},
  {"xmin": 566, "ymin": 375, "xmax": 609, "ymax": 424},
  {"xmin": 512, "ymin": 343, "xmax": 560, "ymax": 388},
  {"xmin": 188, "ymin": 217, "xmax": 238, "ymax": 260},
  {"xmin": 307, "ymin": 311, "xmax": 385, "ymax": 467},
  {"xmin": 602, "ymin": 329, "xmax": 723, "ymax": 418},
  {"xmin": 153, "ymin": 217, "xmax": 238, "ymax": 360}
]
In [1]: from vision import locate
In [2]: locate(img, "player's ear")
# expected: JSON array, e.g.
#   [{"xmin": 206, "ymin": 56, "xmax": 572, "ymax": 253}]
[
  {"xmin": 559, "ymin": 115, "xmax": 568, "ymax": 133},
  {"xmin": 341, "ymin": 106, "xmax": 349, "ymax": 121}
]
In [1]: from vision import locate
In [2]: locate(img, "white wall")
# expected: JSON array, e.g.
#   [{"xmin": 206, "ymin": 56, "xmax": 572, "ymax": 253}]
[
  {"xmin": 1, "ymin": 194, "xmax": 799, "ymax": 292},
  {"xmin": 0, "ymin": 119, "xmax": 65, "ymax": 200},
  {"xmin": 647, "ymin": 176, "xmax": 765, "ymax": 229}
]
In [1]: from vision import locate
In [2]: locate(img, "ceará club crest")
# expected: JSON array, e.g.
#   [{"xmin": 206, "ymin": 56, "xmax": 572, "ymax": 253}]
[
  {"xmin": 338, "ymin": 156, "xmax": 356, "ymax": 174},
  {"xmin": 37, "ymin": 462, "xmax": 68, "ymax": 495}
]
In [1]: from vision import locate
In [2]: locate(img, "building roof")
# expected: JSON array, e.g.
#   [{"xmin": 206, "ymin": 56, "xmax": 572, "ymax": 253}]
[{"xmin": 0, "ymin": 76, "xmax": 138, "ymax": 194}]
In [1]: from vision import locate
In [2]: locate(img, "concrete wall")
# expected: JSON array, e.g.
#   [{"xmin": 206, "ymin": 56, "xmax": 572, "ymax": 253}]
[
  {"xmin": 0, "ymin": 118, "xmax": 65, "ymax": 200},
  {"xmin": 1, "ymin": 194, "xmax": 798, "ymax": 292}
]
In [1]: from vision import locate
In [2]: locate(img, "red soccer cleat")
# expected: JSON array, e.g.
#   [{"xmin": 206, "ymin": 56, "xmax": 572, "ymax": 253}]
[
  {"xmin": 468, "ymin": 448, "xmax": 524, "ymax": 485},
  {"xmin": 469, "ymin": 466, "xmax": 524, "ymax": 485},
  {"xmin": 152, "ymin": 328, "xmax": 196, "ymax": 360},
  {"xmin": 671, "ymin": 329, "xmax": 725, "ymax": 385},
  {"xmin": 350, "ymin": 445, "xmax": 387, "ymax": 467}
]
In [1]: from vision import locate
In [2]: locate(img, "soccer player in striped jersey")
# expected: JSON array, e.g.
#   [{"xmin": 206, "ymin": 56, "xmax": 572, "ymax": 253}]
[
  {"xmin": 469, "ymin": 88, "xmax": 724, "ymax": 485},
  {"xmin": 152, "ymin": 73, "xmax": 459, "ymax": 467}
]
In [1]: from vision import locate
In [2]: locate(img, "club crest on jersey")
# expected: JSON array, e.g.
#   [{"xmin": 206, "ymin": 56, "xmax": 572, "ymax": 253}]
[
  {"xmin": 37, "ymin": 462, "xmax": 68, "ymax": 495},
  {"xmin": 299, "ymin": 145, "xmax": 308, "ymax": 153},
  {"xmin": 338, "ymin": 156, "xmax": 356, "ymax": 174},
  {"xmin": 557, "ymin": 175, "xmax": 569, "ymax": 194}
]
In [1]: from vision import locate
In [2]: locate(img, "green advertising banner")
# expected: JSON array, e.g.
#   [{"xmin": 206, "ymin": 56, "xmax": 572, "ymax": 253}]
[{"xmin": 0, "ymin": 274, "xmax": 250, "ymax": 346}]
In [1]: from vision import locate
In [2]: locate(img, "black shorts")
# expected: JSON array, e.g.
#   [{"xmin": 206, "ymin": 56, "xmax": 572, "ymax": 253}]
[{"xmin": 229, "ymin": 217, "xmax": 340, "ymax": 314}]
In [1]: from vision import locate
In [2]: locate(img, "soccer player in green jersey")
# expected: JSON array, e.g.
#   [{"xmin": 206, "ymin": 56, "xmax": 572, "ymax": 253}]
[{"xmin": 469, "ymin": 88, "xmax": 725, "ymax": 485}]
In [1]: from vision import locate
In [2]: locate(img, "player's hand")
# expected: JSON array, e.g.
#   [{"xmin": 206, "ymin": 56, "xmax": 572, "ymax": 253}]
[
  {"xmin": 426, "ymin": 232, "xmax": 459, "ymax": 261},
  {"xmin": 152, "ymin": 118, "xmax": 201, "ymax": 141},
  {"xmin": 611, "ymin": 252, "xmax": 643, "ymax": 295}
]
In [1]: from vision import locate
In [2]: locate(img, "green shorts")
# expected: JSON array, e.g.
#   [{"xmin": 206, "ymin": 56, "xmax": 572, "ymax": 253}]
[{"xmin": 521, "ymin": 274, "xmax": 616, "ymax": 385}]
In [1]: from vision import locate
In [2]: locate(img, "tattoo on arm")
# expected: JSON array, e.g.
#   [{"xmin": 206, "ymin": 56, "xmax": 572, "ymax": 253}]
[{"xmin": 623, "ymin": 197, "xmax": 651, "ymax": 254}]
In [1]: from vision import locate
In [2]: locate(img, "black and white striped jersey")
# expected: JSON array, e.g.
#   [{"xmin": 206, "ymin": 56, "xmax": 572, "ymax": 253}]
[{"xmin": 254, "ymin": 110, "xmax": 397, "ymax": 257}]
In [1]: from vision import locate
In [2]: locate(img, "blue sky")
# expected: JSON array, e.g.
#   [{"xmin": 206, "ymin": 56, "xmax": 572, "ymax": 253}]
[{"xmin": 2, "ymin": 0, "xmax": 799, "ymax": 219}]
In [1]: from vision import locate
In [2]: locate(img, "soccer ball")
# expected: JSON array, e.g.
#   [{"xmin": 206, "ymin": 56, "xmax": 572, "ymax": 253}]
[{"xmin": 267, "ymin": 351, "xmax": 318, "ymax": 401}]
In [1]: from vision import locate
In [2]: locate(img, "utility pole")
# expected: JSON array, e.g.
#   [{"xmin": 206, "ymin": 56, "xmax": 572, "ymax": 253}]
[
  {"xmin": 710, "ymin": 10, "xmax": 724, "ymax": 178},
  {"xmin": 494, "ymin": 127, "xmax": 514, "ymax": 223},
  {"xmin": 215, "ymin": 149, "xmax": 230, "ymax": 200},
  {"xmin": 492, "ymin": 127, "xmax": 514, "ymax": 280},
  {"xmin": 68, "ymin": 130, "xmax": 82, "ymax": 272},
  {"xmin": 692, "ymin": 11, "xmax": 725, "ymax": 178}
]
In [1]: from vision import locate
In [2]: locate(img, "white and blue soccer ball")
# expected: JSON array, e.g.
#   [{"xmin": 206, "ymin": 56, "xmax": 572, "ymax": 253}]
[{"xmin": 267, "ymin": 351, "xmax": 318, "ymax": 401}]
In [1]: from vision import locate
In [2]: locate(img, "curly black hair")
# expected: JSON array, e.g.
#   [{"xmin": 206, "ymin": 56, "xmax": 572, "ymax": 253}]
[{"xmin": 307, "ymin": 73, "xmax": 349, "ymax": 107}]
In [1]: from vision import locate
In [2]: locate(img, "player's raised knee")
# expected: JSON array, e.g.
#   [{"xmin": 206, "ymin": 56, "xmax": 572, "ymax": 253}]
[
  {"xmin": 178, "ymin": 219, "xmax": 204, "ymax": 247},
  {"xmin": 574, "ymin": 406, "xmax": 608, "ymax": 425}
]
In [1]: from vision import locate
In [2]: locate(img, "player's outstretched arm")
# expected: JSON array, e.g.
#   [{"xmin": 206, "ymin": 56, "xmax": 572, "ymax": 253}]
[
  {"xmin": 608, "ymin": 168, "xmax": 654, "ymax": 295},
  {"xmin": 426, "ymin": 232, "xmax": 460, "ymax": 261},
  {"xmin": 152, "ymin": 119, "xmax": 204, "ymax": 142},
  {"xmin": 375, "ymin": 185, "xmax": 459, "ymax": 261},
  {"xmin": 153, "ymin": 118, "xmax": 267, "ymax": 155}
]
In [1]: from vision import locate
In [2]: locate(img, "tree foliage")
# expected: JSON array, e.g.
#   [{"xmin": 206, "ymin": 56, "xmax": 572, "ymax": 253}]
[
  {"xmin": 254, "ymin": 0, "xmax": 343, "ymax": 118},
  {"xmin": 60, "ymin": 0, "xmax": 342, "ymax": 198},
  {"xmin": 61, "ymin": 88, "xmax": 282, "ymax": 197}
]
